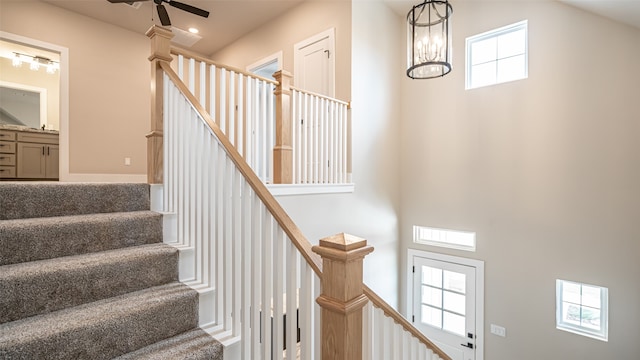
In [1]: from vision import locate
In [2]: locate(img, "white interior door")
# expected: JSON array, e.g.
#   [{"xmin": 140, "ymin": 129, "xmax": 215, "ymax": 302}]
[
  {"xmin": 412, "ymin": 255, "xmax": 477, "ymax": 360},
  {"xmin": 294, "ymin": 29, "xmax": 335, "ymax": 97}
]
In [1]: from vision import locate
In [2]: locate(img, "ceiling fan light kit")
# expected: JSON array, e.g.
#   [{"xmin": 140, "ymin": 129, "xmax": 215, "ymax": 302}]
[{"xmin": 107, "ymin": 0, "xmax": 210, "ymax": 27}]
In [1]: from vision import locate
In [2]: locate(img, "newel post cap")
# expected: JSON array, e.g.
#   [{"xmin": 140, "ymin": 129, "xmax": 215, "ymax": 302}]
[
  {"xmin": 146, "ymin": 25, "xmax": 174, "ymax": 63},
  {"xmin": 312, "ymin": 233, "xmax": 374, "ymax": 260}
]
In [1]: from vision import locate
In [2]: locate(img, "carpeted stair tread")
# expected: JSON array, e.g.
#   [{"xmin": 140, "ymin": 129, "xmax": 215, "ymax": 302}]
[
  {"xmin": 0, "ymin": 182, "xmax": 150, "ymax": 220},
  {"xmin": 114, "ymin": 329, "xmax": 223, "ymax": 360},
  {"xmin": 0, "ymin": 211, "xmax": 162, "ymax": 265},
  {"xmin": 0, "ymin": 243, "xmax": 178, "ymax": 324},
  {"xmin": 0, "ymin": 282, "xmax": 199, "ymax": 360}
]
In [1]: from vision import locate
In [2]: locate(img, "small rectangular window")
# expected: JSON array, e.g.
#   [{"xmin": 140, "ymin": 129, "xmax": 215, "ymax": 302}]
[
  {"xmin": 413, "ymin": 226, "xmax": 476, "ymax": 252},
  {"xmin": 466, "ymin": 20, "xmax": 528, "ymax": 89},
  {"xmin": 556, "ymin": 279, "xmax": 609, "ymax": 341}
]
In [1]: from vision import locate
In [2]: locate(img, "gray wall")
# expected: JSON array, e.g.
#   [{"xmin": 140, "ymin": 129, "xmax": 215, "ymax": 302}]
[{"xmin": 399, "ymin": 1, "xmax": 640, "ymax": 359}]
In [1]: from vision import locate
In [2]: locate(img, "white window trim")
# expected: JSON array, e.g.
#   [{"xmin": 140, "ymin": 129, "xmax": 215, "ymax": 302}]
[
  {"xmin": 465, "ymin": 20, "xmax": 528, "ymax": 90},
  {"xmin": 556, "ymin": 279, "xmax": 609, "ymax": 342},
  {"xmin": 407, "ymin": 249, "xmax": 485, "ymax": 360},
  {"xmin": 413, "ymin": 225, "xmax": 476, "ymax": 252}
]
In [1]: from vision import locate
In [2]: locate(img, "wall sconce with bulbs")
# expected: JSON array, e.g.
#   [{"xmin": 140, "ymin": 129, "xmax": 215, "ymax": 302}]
[{"xmin": 12, "ymin": 52, "xmax": 60, "ymax": 74}]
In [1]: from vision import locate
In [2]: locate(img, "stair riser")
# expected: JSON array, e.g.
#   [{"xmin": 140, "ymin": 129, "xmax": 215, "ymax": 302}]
[
  {"xmin": 0, "ymin": 245, "xmax": 178, "ymax": 323},
  {"xmin": 0, "ymin": 211, "xmax": 163, "ymax": 266},
  {"xmin": 0, "ymin": 286, "xmax": 199, "ymax": 360},
  {"xmin": 113, "ymin": 329, "xmax": 223, "ymax": 360},
  {"xmin": 0, "ymin": 183, "xmax": 150, "ymax": 220}
]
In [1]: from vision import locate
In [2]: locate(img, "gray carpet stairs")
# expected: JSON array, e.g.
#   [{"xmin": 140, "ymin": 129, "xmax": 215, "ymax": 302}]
[{"xmin": 0, "ymin": 182, "xmax": 223, "ymax": 359}]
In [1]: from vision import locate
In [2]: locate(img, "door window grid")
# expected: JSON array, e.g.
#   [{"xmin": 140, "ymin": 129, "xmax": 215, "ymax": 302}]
[
  {"xmin": 556, "ymin": 279, "xmax": 608, "ymax": 341},
  {"xmin": 420, "ymin": 266, "xmax": 467, "ymax": 337},
  {"xmin": 465, "ymin": 20, "xmax": 528, "ymax": 89}
]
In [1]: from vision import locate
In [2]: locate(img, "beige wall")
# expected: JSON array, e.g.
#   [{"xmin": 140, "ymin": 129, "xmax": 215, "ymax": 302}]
[
  {"xmin": 399, "ymin": 1, "xmax": 640, "ymax": 359},
  {"xmin": 276, "ymin": 1, "xmax": 403, "ymax": 306},
  {"xmin": 0, "ymin": 57, "xmax": 60, "ymax": 130},
  {"xmin": 0, "ymin": 0, "xmax": 149, "ymax": 177},
  {"xmin": 211, "ymin": 0, "xmax": 352, "ymax": 101}
]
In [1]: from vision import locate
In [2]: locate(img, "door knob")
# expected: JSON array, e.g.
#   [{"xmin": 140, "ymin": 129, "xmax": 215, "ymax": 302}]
[{"xmin": 461, "ymin": 342, "xmax": 474, "ymax": 349}]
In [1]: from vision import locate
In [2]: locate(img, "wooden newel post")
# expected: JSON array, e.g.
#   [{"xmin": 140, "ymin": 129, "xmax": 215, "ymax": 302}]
[
  {"xmin": 312, "ymin": 233, "xmax": 374, "ymax": 360},
  {"xmin": 273, "ymin": 70, "xmax": 293, "ymax": 184},
  {"xmin": 145, "ymin": 25, "xmax": 173, "ymax": 184}
]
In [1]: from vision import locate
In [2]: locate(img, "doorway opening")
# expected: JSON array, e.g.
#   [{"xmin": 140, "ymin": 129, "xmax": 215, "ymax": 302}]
[{"xmin": 0, "ymin": 32, "xmax": 68, "ymax": 180}]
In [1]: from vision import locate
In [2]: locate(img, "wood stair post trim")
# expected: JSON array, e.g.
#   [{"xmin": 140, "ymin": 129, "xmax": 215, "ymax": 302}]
[
  {"xmin": 273, "ymin": 70, "xmax": 293, "ymax": 184},
  {"xmin": 146, "ymin": 25, "xmax": 173, "ymax": 185},
  {"xmin": 312, "ymin": 233, "xmax": 373, "ymax": 360}
]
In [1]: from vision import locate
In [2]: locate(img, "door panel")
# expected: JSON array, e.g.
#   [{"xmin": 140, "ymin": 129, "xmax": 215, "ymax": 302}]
[
  {"xmin": 413, "ymin": 256, "xmax": 476, "ymax": 360},
  {"xmin": 294, "ymin": 29, "xmax": 335, "ymax": 98}
]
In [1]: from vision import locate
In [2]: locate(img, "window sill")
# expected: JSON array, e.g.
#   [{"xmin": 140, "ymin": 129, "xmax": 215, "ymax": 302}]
[{"xmin": 267, "ymin": 183, "xmax": 355, "ymax": 196}]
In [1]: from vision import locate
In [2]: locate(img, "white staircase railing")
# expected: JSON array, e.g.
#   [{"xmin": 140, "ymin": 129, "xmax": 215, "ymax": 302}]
[
  {"xmin": 170, "ymin": 47, "xmax": 351, "ymax": 186},
  {"xmin": 291, "ymin": 87, "xmax": 350, "ymax": 184},
  {"xmin": 363, "ymin": 288, "xmax": 451, "ymax": 360},
  {"xmin": 171, "ymin": 49, "xmax": 276, "ymax": 184},
  {"xmin": 161, "ymin": 63, "xmax": 322, "ymax": 359}
]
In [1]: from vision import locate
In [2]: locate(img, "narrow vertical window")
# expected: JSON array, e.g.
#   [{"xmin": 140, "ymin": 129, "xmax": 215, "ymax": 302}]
[{"xmin": 466, "ymin": 20, "xmax": 528, "ymax": 89}]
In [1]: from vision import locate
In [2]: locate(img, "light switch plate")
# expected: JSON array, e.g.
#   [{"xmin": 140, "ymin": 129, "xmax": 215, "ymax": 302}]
[{"xmin": 491, "ymin": 324, "xmax": 506, "ymax": 337}]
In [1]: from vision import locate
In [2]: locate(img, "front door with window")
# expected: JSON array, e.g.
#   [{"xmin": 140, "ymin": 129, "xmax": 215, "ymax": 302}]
[{"xmin": 412, "ymin": 255, "xmax": 477, "ymax": 360}]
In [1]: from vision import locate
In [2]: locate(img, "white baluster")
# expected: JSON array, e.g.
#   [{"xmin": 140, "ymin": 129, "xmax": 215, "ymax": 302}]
[
  {"xmin": 237, "ymin": 74, "xmax": 244, "ymax": 158},
  {"xmin": 285, "ymin": 241, "xmax": 298, "ymax": 360},
  {"xmin": 210, "ymin": 65, "xmax": 216, "ymax": 125},
  {"xmin": 188, "ymin": 57, "xmax": 195, "ymax": 94},
  {"xmin": 251, "ymin": 199, "xmax": 264, "ymax": 359},
  {"xmin": 273, "ymin": 227, "xmax": 284, "ymax": 360},
  {"xmin": 300, "ymin": 258, "xmax": 312, "ymax": 360},
  {"xmin": 220, "ymin": 69, "xmax": 227, "ymax": 135},
  {"xmin": 261, "ymin": 215, "xmax": 273, "ymax": 360},
  {"xmin": 199, "ymin": 61, "xmax": 206, "ymax": 106}
]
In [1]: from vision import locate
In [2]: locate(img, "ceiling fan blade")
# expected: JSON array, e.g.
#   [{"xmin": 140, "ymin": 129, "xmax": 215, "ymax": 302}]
[
  {"xmin": 168, "ymin": 1, "xmax": 210, "ymax": 18},
  {"xmin": 156, "ymin": 4, "xmax": 171, "ymax": 26}
]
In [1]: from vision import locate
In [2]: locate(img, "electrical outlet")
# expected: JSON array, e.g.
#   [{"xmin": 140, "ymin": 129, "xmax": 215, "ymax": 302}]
[
  {"xmin": 491, "ymin": 324, "xmax": 506, "ymax": 337},
  {"xmin": 124, "ymin": 157, "xmax": 131, "ymax": 166}
]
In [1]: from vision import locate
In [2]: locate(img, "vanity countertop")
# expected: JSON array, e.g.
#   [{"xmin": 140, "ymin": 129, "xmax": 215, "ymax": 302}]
[{"xmin": 0, "ymin": 124, "xmax": 59, "ymax": 134}]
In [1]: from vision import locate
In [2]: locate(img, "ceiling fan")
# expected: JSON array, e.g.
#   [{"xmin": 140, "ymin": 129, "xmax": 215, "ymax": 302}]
[{"xmin": 107, "ymin": 0, "xmax": 209, "ymax": 26}]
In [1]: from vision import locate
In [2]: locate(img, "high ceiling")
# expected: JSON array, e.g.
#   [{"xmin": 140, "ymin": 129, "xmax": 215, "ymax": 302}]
[
  {"xmin": 31, "ymin": 0, "xmax": 640, "ymax": 57},
  {"xmin": 39, "ymin": 0, "xmax": 306, "ymax": 56}
]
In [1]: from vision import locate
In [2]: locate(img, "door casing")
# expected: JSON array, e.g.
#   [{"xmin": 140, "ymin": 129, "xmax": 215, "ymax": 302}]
[{"xmin": 407, "ymin": 249, "xmax": 485, "ymax": 360}]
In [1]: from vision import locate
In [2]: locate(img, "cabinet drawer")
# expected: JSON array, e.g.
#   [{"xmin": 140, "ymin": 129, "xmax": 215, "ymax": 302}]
[
  {"xmin": 17, "ymin": 132, "xmax": 59, "ymax": 145},
  {"xmin": 0, "ymin": 166, "xmax": 16, "ymax": 178},
  {"xmin": 0, "ymin": 154, "xmax": 16, "ymax": 166},
  {"xmin": 0, "ymin": 131, "xmax": 16, "ymax": 141},
  {"xmin": 0, "ymin": 141, "xmax": 16, "ymax": 154}
]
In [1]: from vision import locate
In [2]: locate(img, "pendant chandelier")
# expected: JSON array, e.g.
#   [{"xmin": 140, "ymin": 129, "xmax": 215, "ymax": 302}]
[{"xmin": 406, "ymin": 0, "xmax": 453, "ymax": 79}]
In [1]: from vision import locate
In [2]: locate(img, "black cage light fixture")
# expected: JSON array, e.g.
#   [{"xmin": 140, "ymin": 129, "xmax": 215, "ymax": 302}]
[{"xmin": 407, "ymin": 0, "xmax": 453, "ymax": 79}]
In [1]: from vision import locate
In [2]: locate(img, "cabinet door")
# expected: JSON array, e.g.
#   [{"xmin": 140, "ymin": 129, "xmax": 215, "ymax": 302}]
[
  {"xmin": 17, "ymin": 143, "xmax": 46, "ymax": 178},
  {"xmin": 46, "ymin": 145, "xmax": 59, "ymax": 179}
]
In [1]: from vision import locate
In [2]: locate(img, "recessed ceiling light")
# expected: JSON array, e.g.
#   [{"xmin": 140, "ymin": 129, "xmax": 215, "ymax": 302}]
[{"xmin": 188, "ymin": 28, "xmax": 199, "ymax": 34}]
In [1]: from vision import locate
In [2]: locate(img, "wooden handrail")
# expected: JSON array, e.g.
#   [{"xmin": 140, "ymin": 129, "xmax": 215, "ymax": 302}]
[
  {"xmin": 290, "ymin": 85, "xmax": 351, "ymax": 108},
  {"xmin": 170, "ymin": 45, "xmax": 279, "ymax": 85},
  {"xmin": 363, "ymin": 285, "xmax": 452, "ymax": 360},
  {"xmin": 159, "ymin": 61, "xmax": 322, "ymax": 276}
]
